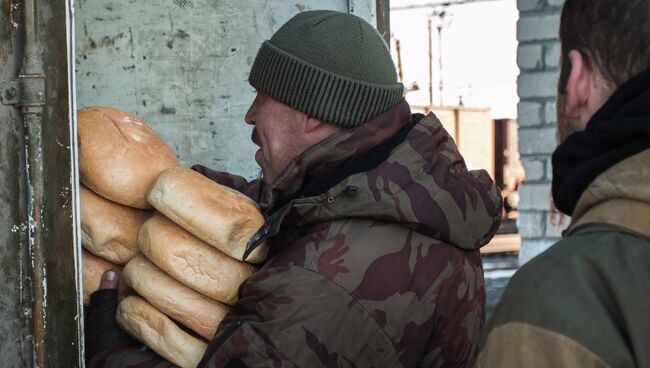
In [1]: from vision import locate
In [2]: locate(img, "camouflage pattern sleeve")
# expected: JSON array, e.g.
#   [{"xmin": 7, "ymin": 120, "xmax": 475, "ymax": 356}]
[
  {"xmin": 199, "ymin": 265, "xmax": 403, "ymax": 368},
  {"xmin": 206, "ymin": 209, "xmax": 488, "ymax": 368},
  {"xmin": 418, "ymin": 252, "xmax": 486, "ymax": 368},
  {"xmin": 88, "ymin": 242, "xmax": 485, "ymax": 368},
  {"xmin": 191, "ymin": 164, "xmax": 262, "ymax": 201}
]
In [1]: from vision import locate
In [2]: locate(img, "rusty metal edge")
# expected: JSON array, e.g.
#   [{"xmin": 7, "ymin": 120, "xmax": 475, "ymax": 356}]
[
  {"xmin": 21, "ymin": 0, "xmax": 47, "ymax": 365},
  {"xmin": 21, "ymin": 0, "xmax": 84, "ymax": 365},
  {"xmin": 67, "ymin": 0, "xmax": 86, "ymax": 364},
  {"xmin": 376, "ymin": 0, "xmax": 390, "ymax": 46},
  {"xmin": 1, "ymin": 0, "xmax": 35, "ymax": 365}
]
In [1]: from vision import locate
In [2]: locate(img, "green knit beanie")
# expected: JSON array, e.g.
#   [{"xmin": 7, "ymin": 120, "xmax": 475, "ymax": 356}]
[{"xmin": 248, "ymin": 10, "xmax": 404, "ymax": 128}]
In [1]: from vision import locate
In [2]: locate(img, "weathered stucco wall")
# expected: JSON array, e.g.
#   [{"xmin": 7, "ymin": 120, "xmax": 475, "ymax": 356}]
[{"xmin": 74, "ymin": 0, "xmax": 376, "ymax": 180}]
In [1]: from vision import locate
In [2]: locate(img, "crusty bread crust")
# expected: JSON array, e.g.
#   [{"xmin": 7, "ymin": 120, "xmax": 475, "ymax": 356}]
[
  {"xmin": 123, "ymin": 254, "xmax": 229, "ymax": 340},
  {"xmin": 147, "ymin": 166, "xmax": 267, "ymax": 263},
  {"xmin": 117, "ymin": 296, "xmax": 207, "ymax": 368},
  {"xmin": 80, "ymin": 185, "xmax": 151, "ymax": 264},
  {"xmin": 138, "ymin": 214, "xmax": 255, "ymax": 305},
  {"xmin": 78, "ymin": 106, "xmax": 178, "ymax": 209}
]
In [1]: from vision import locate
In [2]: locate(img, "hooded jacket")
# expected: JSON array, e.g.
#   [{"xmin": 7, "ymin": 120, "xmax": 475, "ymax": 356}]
[
  {"xmin": 478, "ymin": 70, "xmax": 650, "ymax": 368},
  {"xmin": 478, "ymin": 150, "xmax": 650, "ymax": 367},
  {"xmin": 90, "ymin": 101, "xmax": 502, "ymax": 367}
]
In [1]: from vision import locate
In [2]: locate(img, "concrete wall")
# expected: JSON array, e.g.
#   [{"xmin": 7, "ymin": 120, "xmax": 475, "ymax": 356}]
[
  {"xmin": 516, "ymin": 0, "xmax": 569, "ymax": 263},
  {"xmin": 74, "ymin": 0, "xmax": 375, "ymax": 180}
]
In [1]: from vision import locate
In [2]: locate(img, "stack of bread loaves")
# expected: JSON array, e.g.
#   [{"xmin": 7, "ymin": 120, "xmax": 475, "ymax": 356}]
[
  {"xmin": 119, "ymin": 167, "xmax": 268, "ymax": 367},
  {"xmin": 78, "ymin": 107, "xmax": 268, "ymax": 368},
  {"xmin": 78, "ymin": 106, "xmax": 178, "ymax": 301}
]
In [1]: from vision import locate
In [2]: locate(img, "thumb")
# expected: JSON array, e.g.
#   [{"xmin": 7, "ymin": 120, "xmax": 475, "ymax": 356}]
[{"xmin": 99, "ymin": 270, "xmax": 119, "ymax": 290}]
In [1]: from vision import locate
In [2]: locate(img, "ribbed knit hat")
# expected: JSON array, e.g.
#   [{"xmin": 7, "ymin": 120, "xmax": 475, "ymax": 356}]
[{"xmin": 249, "ymin": 10, "xmax": 404, "ymax": 128}]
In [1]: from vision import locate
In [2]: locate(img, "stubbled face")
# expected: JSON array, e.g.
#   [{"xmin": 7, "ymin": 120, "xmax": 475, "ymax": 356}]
[
  {"xmin": 556, "ymin": 91, "xmax": 586, "ymax": 142},
  {"xmin": 245, "ymin": 92, "xmax": 307, "ymax": 184}
]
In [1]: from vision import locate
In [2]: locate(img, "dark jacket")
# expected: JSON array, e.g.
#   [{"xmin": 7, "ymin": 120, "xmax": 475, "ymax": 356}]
[
  {"xmin": 478, "ymin": 150, "xmax": 650, "ymax": 367},
  {"xmin": 91, "ymin": 101, "xmax": 502, "ymax": 367},
  {"xmin": 479, "ymin": 70, "xmax": 650, "ymax": 368}
]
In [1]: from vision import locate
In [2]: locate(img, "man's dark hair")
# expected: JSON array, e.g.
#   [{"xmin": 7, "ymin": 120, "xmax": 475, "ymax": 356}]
[{"xmin": 559, "ymin": 0, "xmax": 650, "ymax": 92}]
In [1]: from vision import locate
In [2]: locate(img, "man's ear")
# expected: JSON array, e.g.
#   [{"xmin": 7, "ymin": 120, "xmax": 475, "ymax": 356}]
[
  {"xmin": 304, "ymin": 116, "xmax": 344, "ymax": 142},
  {"xmin": 565, "ymin": 50, "xmax": 592, "ymax": 117},
  {"xmin": 304, "ymin": 116, "xmax": 323, "ymax": 133}
]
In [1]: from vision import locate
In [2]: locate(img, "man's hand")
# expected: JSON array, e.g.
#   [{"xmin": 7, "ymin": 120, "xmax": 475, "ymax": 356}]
[
  {"xmin": 99, "ymin": 270, "xmax": 118, "ymax": 290},
  {"xmin": 86, "ymin": 270, "xmax": 140, "ymax": 364}
]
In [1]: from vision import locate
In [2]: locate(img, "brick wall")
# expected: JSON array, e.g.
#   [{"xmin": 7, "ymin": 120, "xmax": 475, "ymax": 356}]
[{"xmin": 516, "ymin": 0, "xmax": 570, "ymax": 264}]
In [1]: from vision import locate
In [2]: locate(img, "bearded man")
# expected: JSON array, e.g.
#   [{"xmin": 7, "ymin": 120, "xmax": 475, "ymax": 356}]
[{"xmin": 479, "ymin": 0, "xmax": 650, "ymax": 366}]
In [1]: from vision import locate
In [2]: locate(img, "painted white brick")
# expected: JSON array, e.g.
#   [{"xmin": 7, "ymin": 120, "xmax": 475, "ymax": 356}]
[
  {"xmin": 518, "ymin": 14, "xmax": 561, "ymax": 42},
  {"xmin": 546, "ymin": 210, "xmax": 570, "ymax": 238},
  {"xmin": 518, "ymin": 44, "xmax": 543, "ymax": 70},
  {"xmin": 522, "ymin": 158, "xmax": 545, "ymax": 181},
  {"xmin": 545, "ymin": 101, "xmax": 557, "ymax": 124},
  {"xmin": 517, "ymin": 0, "xmax": 542, "ymax": 12},
  {"xmin": 518, "ymin": 183, "xmax": 551, "ymax": 211},
  {"xmin": 519, "ymin": 239, "xmax": 556, "ymax": 265},
  {"xmin": 518, "ymin": 101, "xmax": 542, "ymax": 126},
  {"xmin": 516, "ymin": 0, "xmax": 564, "ymax": 264},
  {"xmin": 517, "ymin": 211, "xmax": 545, "ymax": 238},
  {"xmin": 519, "ymin": 127, "xmax": 557, "ymax": 155},
  {"xmin": 544, "ymin": 42, "xmax": 561, "ymax": 68},
  {"xmin": 519, "ymin": 71, "xmax": 559, "ymax": 98}
]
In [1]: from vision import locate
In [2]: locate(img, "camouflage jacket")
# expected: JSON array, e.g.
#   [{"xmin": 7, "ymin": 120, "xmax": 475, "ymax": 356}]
[{"xmin": 90, "ymin": 101, "xmax": 502, "ymax": 367}]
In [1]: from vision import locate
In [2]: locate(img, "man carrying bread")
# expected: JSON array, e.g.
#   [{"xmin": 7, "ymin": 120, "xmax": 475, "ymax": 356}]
[{"xmin": 87, "ymin": 10, "xmax": 502, "ymax": 367}]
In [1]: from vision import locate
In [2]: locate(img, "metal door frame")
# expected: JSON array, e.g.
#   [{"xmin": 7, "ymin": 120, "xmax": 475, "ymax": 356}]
[{"xmin": 0, "ymin": 0, "xmax": 84, "ymax": 366}]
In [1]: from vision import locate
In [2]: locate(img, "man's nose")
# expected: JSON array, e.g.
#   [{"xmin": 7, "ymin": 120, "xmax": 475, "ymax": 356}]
[
  {"xmin": 245, "ymin": 101, "xmax": 256, "ymax": 126},
  {"xmin": 244, "ymin": 93, "xmax": 260, "ymax": 125}
]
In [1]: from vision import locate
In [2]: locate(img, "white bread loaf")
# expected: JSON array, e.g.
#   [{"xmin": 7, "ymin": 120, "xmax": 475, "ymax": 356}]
[
  {"xmin": 78, "ymin": 106, "xmax": 179, "ymax": 209},
  {"xmin": 81, "ymin": 249, "xmax": 130, "ymax": 305},
  {"xmin": 147, "ymin": 166, "xmax": 268, "ymax": 263},
  {"xmin": 116, "ymin": 296, "xmax": 207, "ymax": 368},
  {"xmin": 80, "ymin": 185, "xmax": 151, "ymax": 264},
  {"xmin": 122, "ymin": 254, "xmax": 229, "ymax": 340},
  {"xmin": 138, "ymin": 214, "xmax": 255, "ymax": 305}
]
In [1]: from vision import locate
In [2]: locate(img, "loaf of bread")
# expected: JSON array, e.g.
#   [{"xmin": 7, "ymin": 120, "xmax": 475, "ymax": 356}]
[
  {"xmin": 77, "ymin": 106, "xmax": 179, "ymax": 209},
  {"xmin": 138, "ymin": 214, "xmax": 255, "ymax": 305},
  {"xmin": 147, "ymin": 166, "xmax": 267, "ymax": 263},
  {"xmin": 123, "ymin": 254, "xmax": 229, "ymax": 340},
  {"xmin": 116, "ymin": 296, "xmax": 207, "ymax": 368},
  {"xmin": 81, "ymin": 249, "xmax": 130, "ymax": 305},
  {"xmin": 80, "ymin": 185, "xmax": 151, "ymax": 264}
]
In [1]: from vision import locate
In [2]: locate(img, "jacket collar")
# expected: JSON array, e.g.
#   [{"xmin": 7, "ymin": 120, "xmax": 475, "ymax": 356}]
[
  {"xmin": 552, "ymin": 69, "xmax": 650, "ymax": 215},
  {"xmin": 568, "ymin": 149, "xmax": 650, "ymax": 238},
  {"xmin": 245, "ymin": 101, "xmax": 412, "ymax": 259},
  {"xmin": 258, "ymin": 100, "xmax": 412, "ymax": 213},
  {"xmin": 244, "ymin": 102, "xmax": 504, "ymax": 259}
]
